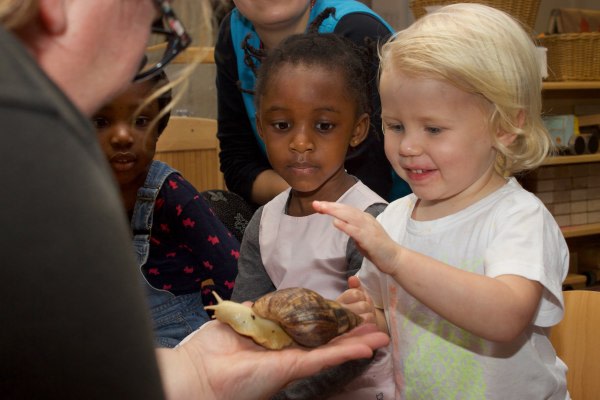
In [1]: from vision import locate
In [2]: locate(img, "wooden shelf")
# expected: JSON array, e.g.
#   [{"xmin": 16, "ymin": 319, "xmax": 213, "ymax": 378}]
[
  {"xmin": 173, "ymin": 46, "xmax": 214, "ymax": 64},
  {"xmin": 542, "ymin": 153, "xmax": 600, "ymax": 166},
  {"xmin": 561, "ymin": 223, "xmax": 600, "ymax": 238},
  {"xmin": 563, "ymin": 273, "xmax": 587, "ymax": 289},
  {"xmin": 543, "ymin": 81, "xmax": 600, "ymax": 90}
]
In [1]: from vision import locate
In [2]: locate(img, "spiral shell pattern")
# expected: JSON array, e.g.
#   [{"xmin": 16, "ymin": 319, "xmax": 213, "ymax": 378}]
[{"xmin": 252, "ymin": 287, "xmax": 363, "ymax": 347}]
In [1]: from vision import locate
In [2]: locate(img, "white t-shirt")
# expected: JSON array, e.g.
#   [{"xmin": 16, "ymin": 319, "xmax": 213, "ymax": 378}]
[{"xmin": 358, "ymin": 178, "xmax": 570, "ymax": 400}]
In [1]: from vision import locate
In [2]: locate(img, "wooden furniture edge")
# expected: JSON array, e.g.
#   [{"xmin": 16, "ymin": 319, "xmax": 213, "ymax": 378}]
[{"xmin": 156, "ymin": 116, "xmax": 218, "ymax": 152}]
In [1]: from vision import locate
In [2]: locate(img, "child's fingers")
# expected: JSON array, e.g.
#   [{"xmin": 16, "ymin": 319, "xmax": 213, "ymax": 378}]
[
  {"xmin": 338, "ymin": 280, "xmax": 376, "ymax": 323},
  {"xmin": 314, "ymin": 201, "xmax": 380, "ymax": 242},
  {"xmin": 341, "ymin": 299, "xmax": 375, "ymax": 324},
  {"xmin": 313, "ymin": 201, "xmax": 361, "ymax": 224},
  {"xmin": 358, "ymin": 311, "xmax": 376, "ymax": 324},
  {"xmin": 347, "ymin": 275, "xmax": 361, "ymax": 290},
  {"xmin": 348, "ymin": 276, "xmax": 373, "ymax": 305},
  {"xmin": 336, "ymin": 288, "xmax": 364, "ymax": 305}
]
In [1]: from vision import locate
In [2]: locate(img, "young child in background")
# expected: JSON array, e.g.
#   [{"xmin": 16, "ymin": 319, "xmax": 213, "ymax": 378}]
[
  {"xmin": 93, "ymin": 73, "xmax": 239, "ymax": 348},
  {"xmin": 314, "ymin": 4, "xmax": 570, "ymax": 399},
  {"xmin": 231, "ymin": 32, "xmax": 393, "ymax": 400},
  {"xmin": 216, "ymin": 0, "xmax": 411, "ymax": 206}
]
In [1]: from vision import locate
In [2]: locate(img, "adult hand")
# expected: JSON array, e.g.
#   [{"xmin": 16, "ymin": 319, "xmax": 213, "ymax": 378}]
[
  {"xmin": 313, "ymin": 200, "xmax": 401, "ymax": 277},
  {"xmin": 157, "ymin": 319, "xmax": 389, "ymax": 400}
]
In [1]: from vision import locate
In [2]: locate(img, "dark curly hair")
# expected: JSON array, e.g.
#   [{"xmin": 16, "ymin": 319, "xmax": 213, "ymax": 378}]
[
  {"xmin": 241, "ymin": 7, "xmax": 377, "ymax": 119},
  {"xmin": 253, "ymin": 30, "xmax": 374, "ymax": 118}
]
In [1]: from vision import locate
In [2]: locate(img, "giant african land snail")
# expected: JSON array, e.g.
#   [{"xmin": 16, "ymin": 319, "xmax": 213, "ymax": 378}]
[{"xmin": 205, "ymin": 287, "xmax": 363, "ymax": 350}]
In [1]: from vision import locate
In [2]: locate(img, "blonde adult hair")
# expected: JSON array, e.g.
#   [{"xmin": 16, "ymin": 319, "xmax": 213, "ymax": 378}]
[
  {"xmin": 0, "ymin": 0, "xmax": 37, "ymax": 30},
  {"xmin": 380, "ymin": 3, "xmax": 553, "ymax": 175}
]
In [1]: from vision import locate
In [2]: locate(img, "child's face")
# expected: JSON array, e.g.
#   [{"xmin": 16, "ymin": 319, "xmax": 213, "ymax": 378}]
[
  {"xmin": 233, "ymin": 0, "xmax": 311, "ymax": 34},
  {"xmin": 93, "ymin": 81, "xmax": 161, "ymax": 188},
  {"xmin": 257, "ymin": 63, "xmax": 368, "ymax": 198},
  {"xmin": 380, "ymin": 69, "xmax": 502, "ymax": 207}
]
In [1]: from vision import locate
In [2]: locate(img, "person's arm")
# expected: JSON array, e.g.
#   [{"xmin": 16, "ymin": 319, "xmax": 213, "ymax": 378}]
[
  {"xmin": 164, "ymin": 175, "xmax": 239, "ymax": 303},
  {"xmin": 314, "ymin": 200, "xmax": 543, "ymax": 343},
  {"xmin": 215, "ymin": 13, "xmax": 280, "ymax": 205},
  {"xmin": 156, "ymin": 321, "xmax": 389, "ymax": 400},
  {"xmin": 231, "ymin": 207, "xmax": 277, "ymax": 302}
]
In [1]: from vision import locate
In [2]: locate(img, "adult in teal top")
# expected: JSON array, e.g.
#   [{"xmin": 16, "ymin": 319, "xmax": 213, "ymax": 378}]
[{"xmin": 215, "ymin": 0, "xmax": 411, "ymax": 206}]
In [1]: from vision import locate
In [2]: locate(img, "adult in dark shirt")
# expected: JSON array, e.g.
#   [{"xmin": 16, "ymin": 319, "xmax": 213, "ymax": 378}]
[
  {"xmin": 0, "ymin": 1, "xmax": 389, "ymax": 399},
  {"xmin": 215, "ymin": 0, "xmax": 411, "ymax": 206}
]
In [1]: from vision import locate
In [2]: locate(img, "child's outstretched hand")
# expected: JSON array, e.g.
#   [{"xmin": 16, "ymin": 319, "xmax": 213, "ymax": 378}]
[
  {"xmin": 313, "ymin": 201, "xmax": 400, "ymax": 277},
  {"xmin": 336, "ymin": 276, "xmax": 376, "ymax": 324}
]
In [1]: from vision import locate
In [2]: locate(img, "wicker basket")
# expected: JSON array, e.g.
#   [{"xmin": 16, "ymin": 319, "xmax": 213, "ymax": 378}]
[
  {"xmin": 409, "ymin": 0, "xmax": 540, "ymax": 31},
  {"xmin": 538, "ymin": 32, "xmax": 600, "ymax": 81}
]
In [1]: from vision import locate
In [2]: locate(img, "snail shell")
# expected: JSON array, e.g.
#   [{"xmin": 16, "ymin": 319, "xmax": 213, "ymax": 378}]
[{"xmin": 252, "ymin": 287, "xmax": 363, "ymax": 348}]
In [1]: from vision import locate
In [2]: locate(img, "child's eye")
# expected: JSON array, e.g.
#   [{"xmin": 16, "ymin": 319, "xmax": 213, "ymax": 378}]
[
  {"xmin": 134, "ymin": 116, "xmax": 151, "ymax": 128},
  {"xmin": 272, "ymin": 121, "xmax": 291, "ymax": 131},
  {"xmin": 315, "ymin": 122, "xmax": 334, "ymax": 132},
  {"xmin": 425, "ymin": 126, "xmax": 442, "ymax": 135},
  {"xmin": 92, "ymin": 117, "xmax": 110, "ymax": 130},
  {"xmin": 384, "ymin": 122, "xmax": 404, "ymax": 134}
]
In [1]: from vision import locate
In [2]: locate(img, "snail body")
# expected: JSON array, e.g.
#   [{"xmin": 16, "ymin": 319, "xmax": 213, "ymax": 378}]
[
  {"xmin": 205, "ymin": 287, "xmax": 362, "ymax": 349},
  {"xmin": 204, "ymin": 292, "xmax": 294, "ymax": 350}
]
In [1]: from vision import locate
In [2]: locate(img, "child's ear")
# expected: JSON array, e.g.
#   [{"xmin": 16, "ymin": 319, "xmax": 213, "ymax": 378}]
[
  {"xmin": 349, "ymin": 113, "xmax": 370, "ymax": 148},
  {"xmin": 38, "ymin": 0, "xmax": 67, "ymax": 35},
  {"xmin": 496, "ymin": 110, "xmax": 524, "ymax": 147}
]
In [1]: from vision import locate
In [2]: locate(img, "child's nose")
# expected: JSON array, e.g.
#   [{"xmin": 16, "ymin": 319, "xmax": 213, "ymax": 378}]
[
  {"xmin": 398, "ymin": 132, "xmax": 422, "ymax": 156},
  {"xmin": 109, "ymin": 124, "xmax": 134, "ymax": 147},
  {"xmin": 289, "ymin": 128, "xmax": 314, "ymax": 153}
]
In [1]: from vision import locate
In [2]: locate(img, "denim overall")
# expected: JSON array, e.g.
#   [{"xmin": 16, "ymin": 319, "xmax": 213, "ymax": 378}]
[{"xmin": 131, "ymin": 160, "xmax": 210, "ymax": 348}]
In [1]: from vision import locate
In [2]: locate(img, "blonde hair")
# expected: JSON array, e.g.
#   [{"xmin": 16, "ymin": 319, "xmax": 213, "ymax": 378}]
[
  {"xmin": 380, "ymin": 3, "xmax": 553, "ymax": 175},
  {"xmin": 0, "ymin": 0, "xmax": 37, "ymax": 30}
]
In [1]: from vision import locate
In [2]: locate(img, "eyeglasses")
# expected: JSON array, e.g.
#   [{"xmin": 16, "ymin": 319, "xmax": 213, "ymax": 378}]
[{"xmin": 134, "ymin": 0, "xmax": 192, "ymax": 81}]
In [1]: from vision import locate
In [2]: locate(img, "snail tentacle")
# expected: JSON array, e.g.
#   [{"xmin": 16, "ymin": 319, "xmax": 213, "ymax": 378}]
[{"xmin": 204, "ymin": 292, "xmax": 294, "ymax": 350}]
